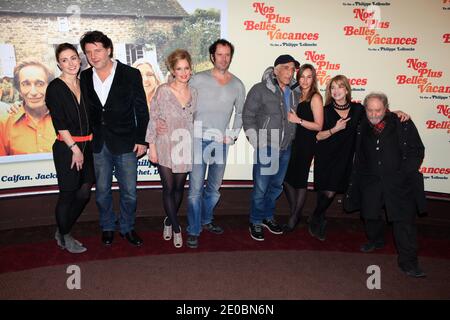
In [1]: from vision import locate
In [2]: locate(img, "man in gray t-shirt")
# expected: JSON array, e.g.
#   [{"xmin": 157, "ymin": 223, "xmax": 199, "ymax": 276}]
[{"xmin": 186, "ymin": 39, "xmax": 246, "ymax": 249}]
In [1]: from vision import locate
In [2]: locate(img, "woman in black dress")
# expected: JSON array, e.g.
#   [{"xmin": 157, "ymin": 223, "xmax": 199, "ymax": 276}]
[
  {"xmin": 45, "ymin": 43, "xmax": 95, "ymax": 253},
  {"xmin": 283, "ymin": 64, "xmax": 323, "ymax": 232},
  {"xmin": 310, "ymin": 75, "xmax": 409, "ymax": 241}
]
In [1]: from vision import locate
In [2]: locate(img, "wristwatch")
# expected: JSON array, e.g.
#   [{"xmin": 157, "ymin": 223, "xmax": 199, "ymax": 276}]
[{"xmin": 299, "ymin": 118, "xmax": 303, "ymax": 125}]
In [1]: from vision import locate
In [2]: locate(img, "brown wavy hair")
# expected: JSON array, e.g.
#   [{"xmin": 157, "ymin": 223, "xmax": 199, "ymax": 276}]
[
  {"xmin": 296, "ymin": 63, "xmax": 320, "ymax": 102},
  {"xmin": 324, "ymin": 74, "xmax": 352, "ymax": 105},
  {"xmin": 166, "ymin": 49, "xmax": 192, "ymax": 73}
]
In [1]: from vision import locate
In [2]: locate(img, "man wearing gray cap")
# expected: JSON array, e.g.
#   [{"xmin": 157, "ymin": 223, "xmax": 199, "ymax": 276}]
[{"xmin": 243, "ymin": 54, "xmax": 300, "ymax": 241}]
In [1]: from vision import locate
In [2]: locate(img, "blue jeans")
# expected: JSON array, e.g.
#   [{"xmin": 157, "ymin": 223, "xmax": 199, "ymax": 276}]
[
  {"xmin": 93, "ymin": 144, "xmax": 137, "ymax": 234},
  {"xmin": 187, "ymin": 138, "xmax": 228, "ymax": 236},
  {"xmin": 250, "ymin": 145, "xmax": 291, "ymax": 224}
]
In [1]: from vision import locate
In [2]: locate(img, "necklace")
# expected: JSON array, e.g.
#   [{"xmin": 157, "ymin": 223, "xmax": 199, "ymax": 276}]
[{"xmin": 333, "ymin": 101, "xmax": 350, "ymax": 110}]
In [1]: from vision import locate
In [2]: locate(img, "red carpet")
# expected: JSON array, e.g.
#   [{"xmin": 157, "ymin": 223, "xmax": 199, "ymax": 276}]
[{"xmin": 1, "ymin": 227, "xmax": 449, "ymax": 274}]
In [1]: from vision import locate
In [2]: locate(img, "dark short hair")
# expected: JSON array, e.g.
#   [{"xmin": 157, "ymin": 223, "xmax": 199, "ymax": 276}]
[
  {"xmin": 80, "ymin": 30, "xmax": 114, "ymax": 58},
  {"xmin": 208, "ymin": 39, "xmax": 234, "ymax": 63},
  {"xmin": 55, "ymin": 43, "xmax": 79, "ymax": 62}
]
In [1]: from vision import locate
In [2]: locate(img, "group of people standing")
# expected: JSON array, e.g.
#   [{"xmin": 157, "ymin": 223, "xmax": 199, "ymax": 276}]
[
  {"xmin": 242, "ymin": 54, "xmax": 425, "ymax": 278},
  {"xmin": 46, "ymin": 30, "xmax": 426, "ymax": 278}
]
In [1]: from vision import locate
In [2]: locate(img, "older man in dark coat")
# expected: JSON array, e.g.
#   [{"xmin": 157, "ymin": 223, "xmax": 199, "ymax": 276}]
[{"xmin": 345, "ymin": 92, "xmax": 426, "ymax": 278}]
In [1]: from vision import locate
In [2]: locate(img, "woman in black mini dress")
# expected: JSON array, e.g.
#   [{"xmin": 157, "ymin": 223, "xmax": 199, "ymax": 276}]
[
  {"xmin": 45, "ymin": 43, "xmax": 95, "ymax": 253},
  {"xmin": 283, "ymin": 64, "xmax": 323, "ymax": 231}
]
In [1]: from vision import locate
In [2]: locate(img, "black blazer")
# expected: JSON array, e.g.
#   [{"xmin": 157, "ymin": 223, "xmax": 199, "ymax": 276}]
[
  {"xmin": 80, "ymin": 60, "xmax": 149, "ymax": 155},
  {"xmin": 344, "ymin": 113, "xmax": 426, "ymax": 217}
]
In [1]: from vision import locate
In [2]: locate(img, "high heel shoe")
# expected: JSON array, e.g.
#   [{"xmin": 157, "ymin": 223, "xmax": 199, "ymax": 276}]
[
  {"xmin": 163, "ymin": 217, "xmax": 172, "ymax": 241},
  {"xmin": 173, "ymin": 226, "xmax": 183, "ymax": 248},
  {"xmin": 283, "ymin": 215, "xmax": 301, "ymax": 233},
  {"xmin": 282, "ymin": 224, "xmax": 296, "ymax": 233}
]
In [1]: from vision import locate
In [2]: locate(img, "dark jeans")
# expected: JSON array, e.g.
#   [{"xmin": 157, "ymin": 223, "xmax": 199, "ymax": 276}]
[
  {"xmin": 93, "ymin": 144, "xmax": 137, "ymax": 234},
  {"xmin": 250, "ymin": 145, "xmax": 291, "ymax": 224}
]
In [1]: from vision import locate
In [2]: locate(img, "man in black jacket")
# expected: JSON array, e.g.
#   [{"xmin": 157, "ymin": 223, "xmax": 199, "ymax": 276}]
[
  {"xmin": 347, "ymin": 92, "xmax": 426, "ymax": 278},
  {"xmin": 80, "ymin": 31, "xmax": 149, "ymax": 246}
]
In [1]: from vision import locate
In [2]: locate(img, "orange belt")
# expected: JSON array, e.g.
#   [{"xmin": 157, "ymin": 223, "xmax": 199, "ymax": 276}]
[{"xmin": 57, "ymin": 133, "xmax": 93, "ymax": 142}]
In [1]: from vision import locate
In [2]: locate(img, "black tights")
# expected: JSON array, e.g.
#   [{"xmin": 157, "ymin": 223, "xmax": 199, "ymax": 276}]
[
  {"xmin": 158, "ymin": 165, "xmax": 187, "ymax": 233},
  {"xmin": 310, "ymin": 190, "xmax": 336, "ymax": 227},
  {"xmin": 55, "ymin": 183, "xmax": 92, "ymax": 235},
  {"xmin": 283, "ymin": 182, "xmax": 308, "ymax": 229}
]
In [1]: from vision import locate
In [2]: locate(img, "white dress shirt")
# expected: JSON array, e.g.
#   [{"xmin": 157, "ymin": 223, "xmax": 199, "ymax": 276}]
[{"xmin": 92, "ymin": 59, "xmax": 117, "ymax": 106}]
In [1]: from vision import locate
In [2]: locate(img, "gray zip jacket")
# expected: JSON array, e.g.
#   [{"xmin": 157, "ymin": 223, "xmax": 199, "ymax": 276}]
[{"xmin": 243, "ymin": 66, "xmax": 300, "ymax": 150}]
